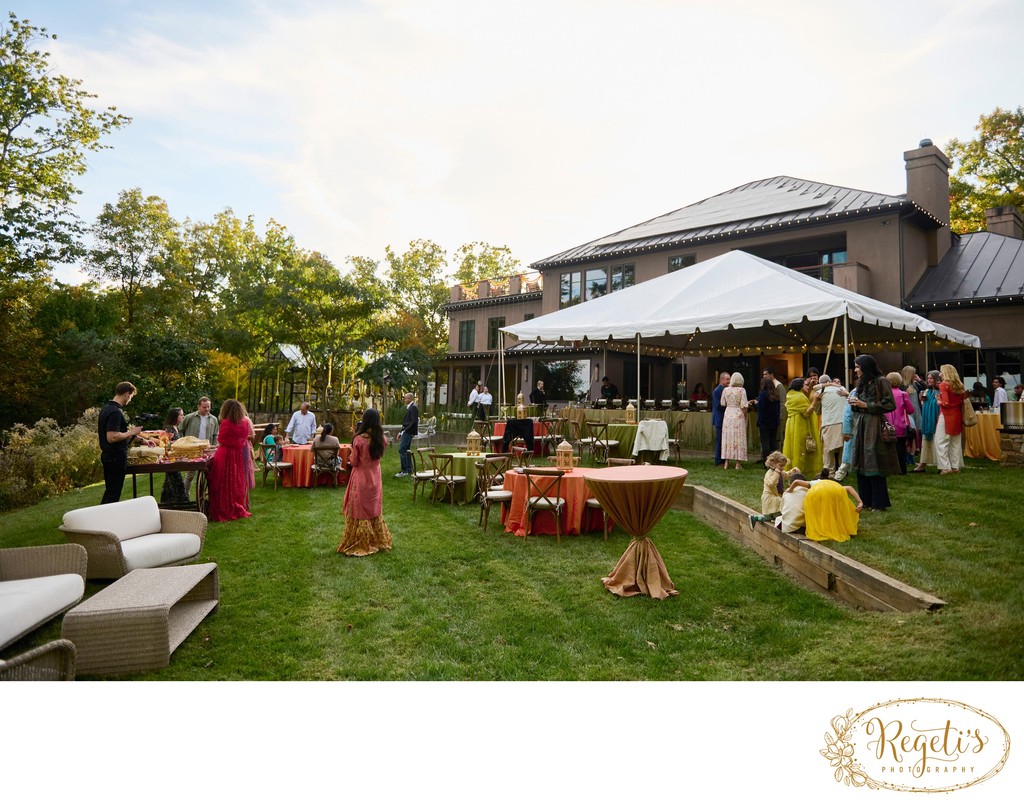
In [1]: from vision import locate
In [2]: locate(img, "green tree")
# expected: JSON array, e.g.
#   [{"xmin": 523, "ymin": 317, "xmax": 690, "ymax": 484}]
[
  {"xmin": 0, "ymin": 13, "xmax": 130, "ymax": 277},
  {"xmin": 382, "ymin": 239, "xmax": 451, "ymax": 360},
  {"xmin": 452, "ymin": 241, "xmax": 521, "ymax": 286},
  {"xmin": 946, "ymin": 106, "xmax": 1024, "ymax": 233},
  {"xmin": 86, "ymin": 188, "xmax": 176, "ymax": 325}
]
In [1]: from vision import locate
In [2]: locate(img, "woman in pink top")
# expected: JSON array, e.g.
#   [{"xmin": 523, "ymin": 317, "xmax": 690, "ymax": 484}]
[
  {"xmin": 884, "ymin": 372, "xmax": 916, "ymax": 475},
  {"xmin": 337, "ymin": 407, "xmax": 393, "ymax": 556}
]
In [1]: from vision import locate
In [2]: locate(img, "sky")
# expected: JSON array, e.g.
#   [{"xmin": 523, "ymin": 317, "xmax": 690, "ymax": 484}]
[{"xmin": 14, "ymin": 0, "xmax": 1024, "ymax": 284}]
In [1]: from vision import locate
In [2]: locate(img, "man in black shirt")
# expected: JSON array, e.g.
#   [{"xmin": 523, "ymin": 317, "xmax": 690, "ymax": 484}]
[
  {"xmin": 98, "ymin": 381, "xmax": 143, "ymax": 503},
  {"xmin": 395, "ymin": 392, "xmax": 419, "ymax": 477},
  {"xmin": 529, "ymin": 380, "xmax": 547, "ymax": 408},
  {"xmin": 600, "ymin": 376, "xmax": 619, "ymax": 400}
]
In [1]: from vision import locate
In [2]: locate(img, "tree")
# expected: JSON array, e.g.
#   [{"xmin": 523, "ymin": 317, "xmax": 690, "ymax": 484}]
[
  {"xmin": 86, "ymin": 188, "xmax": 176, "ymax": 325},
  {"xmin": 452, "ymin": 241, "xmax": 521, "ymax": 286},
  {"xmin": 946, "ymin": 106, "xmax": 1024, "ymax": 234},
  {"xmin": 0, "ymin": 13, "xmax": 130, "ymax": 277},
  {"xmin": 383, "ymin": 239, "xmax": 451, "ymax": 361}
]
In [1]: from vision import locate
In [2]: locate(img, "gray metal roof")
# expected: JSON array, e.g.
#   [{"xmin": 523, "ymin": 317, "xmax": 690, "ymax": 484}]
[
  {"xmin": 906, "ymin": 231, "xmax": 1024, "ymax": 309},
  {"xmin": 533, "ymin": 176, "xmax": 944, "ymax": 269}
]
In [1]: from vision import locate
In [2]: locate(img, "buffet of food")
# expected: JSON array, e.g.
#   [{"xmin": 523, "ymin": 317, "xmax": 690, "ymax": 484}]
[{"xmin": 126, "ymin": 434, "xmax": 212, "ymax": 464}]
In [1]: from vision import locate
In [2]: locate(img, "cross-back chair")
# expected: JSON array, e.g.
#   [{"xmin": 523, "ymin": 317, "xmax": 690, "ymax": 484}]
[
  {"xmin": 311, "ymin": 446, "xmax": 343, "ymax": 487},
  {"xmin": 429, "ymin": 453, "xmax": 466, "ymax": 505},
  {"xmin": 586, "ymin": 421, "xmax": 620, "ymax": 464},
  {"xmin": 477, "ymin": 455, "xmax": 514, "ymax": 530},
  {"xmin": 257, "ymin": 441, "xmax": 292, "ymax": 489},
  {"xmin": 523, "ymin": 467, "xmax": 566, "ymax": 541},
  {"xmin": 412, "ymin": 446, "xmax": 438, "ymax": 502}
]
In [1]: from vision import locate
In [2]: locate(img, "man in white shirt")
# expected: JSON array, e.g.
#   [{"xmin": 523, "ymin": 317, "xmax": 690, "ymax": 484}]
[
  {"xmin": 477, "ymin": 386, "xmax": 493, "ymax": 419},
  {"xmin": 992, "ymin": 377, "xmax": 1008, "ymax": 409},
  {"xmin": 286, "ymin": 402, "xmax": 317, "ymax": 445},
  {"xmin": 468, "ymin": 381, "xmax": 482, "ymax": 412},
  {"xmin": 815, "ymin": 375, "xmax": 848, "ymax": 472}
]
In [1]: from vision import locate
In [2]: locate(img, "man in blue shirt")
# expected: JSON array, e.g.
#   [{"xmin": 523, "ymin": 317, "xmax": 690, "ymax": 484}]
[{"xmin": 711, "ymin": 371, "xmax": 730, "ymax": 466}]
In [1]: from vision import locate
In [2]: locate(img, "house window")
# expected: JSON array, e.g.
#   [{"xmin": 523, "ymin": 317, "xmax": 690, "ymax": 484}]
[
  {"xmin": 523, "ymin": 312, "xmax": 535, "ymax": 321},
  {"xmin": 458, "ymin": 320, "xmax": 475, "ymax": 352},
  {"xmin": 585, "ymin": 268, "xmax": 608, "ymax": 301},
  {"xmin": 560, "ymin": 271, "xmax": 581, "ymax": 308},
  {"xmin": 668, "ymin": 254, "xmax": 696, "ymax": 273},
  {"xmin": 487, "ymin": 317, "xmax": 505, "ymax": 350},
  {"xmin": 611, "ymin": 263, "xmax": 635, "ymax": 291}
]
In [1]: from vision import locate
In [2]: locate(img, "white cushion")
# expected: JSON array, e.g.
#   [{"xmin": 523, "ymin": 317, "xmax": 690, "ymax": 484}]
[
  {"xmin": 484, "ymin": 490, "xmax": 514, "ymax": 501},
  {"xmin": 0, "ymin": 574, "xmax": 85, "ymax": 648},
  {"xmin": 528, "ymin": 496, "xmax": 565, "ymax": 508},
  {"xmin": 120, "ymin": 533, "xmax": 201, "ymax": 571},
  {"xmin": 585, "ymin": 498, "xmax": 603, "ymax": 508},
  {"xmin": 62, "ymin": 496, "xmax": 162, "ymax": 542}
]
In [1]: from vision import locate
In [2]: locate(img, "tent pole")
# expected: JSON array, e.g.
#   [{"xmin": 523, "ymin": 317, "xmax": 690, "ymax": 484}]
[
  {"xmin": 843, "ymin": 313, "xmax": 850, "ymax": 389},
  {"xmin": 636, "ymin": 333, "xmax": 641, "ymax": 418},
  {"xmin": 823, "ymin": 317, "xmax": 838, "ymax": 377},
  {"xmin": 499, "ymin": 333, "xmax": 505, "ymax": 416},
  {"xmin": 924, "ymin": 334, "xmax": 929, "ymax": 374}
]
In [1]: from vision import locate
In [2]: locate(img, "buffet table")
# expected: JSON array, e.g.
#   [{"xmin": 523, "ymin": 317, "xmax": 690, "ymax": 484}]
[
  {"xmin": 963, "ymin": 412, "xmax": 1001, "ymax": 461},
  {"xmin": 127, "ymin": 458, "xmax": 210, "ymax": 515}
]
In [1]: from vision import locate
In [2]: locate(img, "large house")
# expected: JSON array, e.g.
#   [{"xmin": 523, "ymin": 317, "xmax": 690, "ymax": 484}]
[{"xmin": 441, "ymin": 141, "xmax": 1023, "ymax": 406}]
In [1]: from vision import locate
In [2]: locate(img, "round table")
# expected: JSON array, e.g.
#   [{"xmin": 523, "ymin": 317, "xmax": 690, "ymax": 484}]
[
  {"xmin": 963, "ymin": 412, "xmax": 1001, "ymax": 461},
  {"xmin": 280, "ymin": 443, "xmax": 352, "ymax": 487},
  {"xmin": 501, "ymin": 468, "xmax": 605, "ymax": 537},
  {"xmin": 447, "ymin": 452, "xmax": 484, "ymax": 504},
  {"xmin": 582, "ymin": 465, "xmax": 688, "ymax": 599}
]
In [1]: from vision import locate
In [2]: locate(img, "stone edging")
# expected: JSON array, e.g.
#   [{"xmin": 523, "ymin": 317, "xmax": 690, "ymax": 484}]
[{"xmin": 671, "ymin": 485, "xmax": 946, "ymax": 613}]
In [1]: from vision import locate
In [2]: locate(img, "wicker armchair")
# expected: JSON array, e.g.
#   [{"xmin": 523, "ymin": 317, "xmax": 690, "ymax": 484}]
[
  {"xmin": 0, "ymin": 639, "xmax": 76, "ymax": 681},
  {"xmin": 59, "ymin": 497, "xmax": 207, "ymax": 580},
  {"xmin": 0, "ymin": 544, "xmax": 88, "ymax": 650}
]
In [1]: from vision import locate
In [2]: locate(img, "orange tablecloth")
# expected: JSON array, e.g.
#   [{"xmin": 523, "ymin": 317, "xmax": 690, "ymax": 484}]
[
  {"xmin": 583, "ymin": 465, "xmax": 688, "ymax": 599},
  {"xmin": 963, "ymin": 412, "xmax": 1001, "ymax": 461},
  {"xmin": 493, "ymin": 420, "xmax": 547, "ymax": 439},
  {"xmin": 501, "ymin": 469, "xmax": 605, "ymax": 537},
  {"xmin": 280, "ymin": 443, "xmax": 352, "ymax": 487}
]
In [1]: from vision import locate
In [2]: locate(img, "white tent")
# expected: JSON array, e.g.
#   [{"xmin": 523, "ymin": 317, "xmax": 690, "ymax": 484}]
[{"xmin": 498, "ymin": 250, "xmax": 981, "ymax": 407}]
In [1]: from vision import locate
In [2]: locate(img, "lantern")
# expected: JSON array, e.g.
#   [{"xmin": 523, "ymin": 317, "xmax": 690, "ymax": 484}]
[
  {"xmin": 516, "ymin": 392, "xmax": 526, "ymax": 419},
  {"xmin": 466, "ymin": 429, "xmax": 482, "ymax": 455},
  {"xmin": 625, "ymin": 402, "xmax": 637, "ymax": 424},
  {"xmin": 555, "ymin": 439, "xmax": 577, "ymax": 471}
]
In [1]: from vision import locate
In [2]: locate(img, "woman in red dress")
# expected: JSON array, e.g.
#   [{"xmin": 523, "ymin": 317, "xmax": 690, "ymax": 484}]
[
  {"xmin": 935, "ymin": 364, "xmax": 966, "ymax": 475},
  {"xmin": 207, "ymin": 399, "xmax": 253, "ymax": 522},
  {"xmin": 337, "ymin": 407, "xmax": 393, "ymax": 556}
]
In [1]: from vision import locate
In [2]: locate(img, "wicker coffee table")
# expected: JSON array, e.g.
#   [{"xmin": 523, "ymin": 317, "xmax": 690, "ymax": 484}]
[{"xmin": 62, "ymin": 563, "xmax": 219, "ymax": 675}]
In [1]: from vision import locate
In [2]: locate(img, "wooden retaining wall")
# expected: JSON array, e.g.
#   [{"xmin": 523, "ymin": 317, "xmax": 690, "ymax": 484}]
[{"xmin": 671, "ymin": 485, "xmax": 945, "ymax": 613}]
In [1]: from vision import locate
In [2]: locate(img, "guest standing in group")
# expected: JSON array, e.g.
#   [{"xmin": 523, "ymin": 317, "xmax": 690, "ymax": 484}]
[
  {"xmin": 468, "ymin": 381, "xmax": 483, "ymax": 418},
  {"xmin": 98, "ymin": 381, "xmax": 145, "ymax": 504},
  {"xmin": 711, "ymin": 371, "xmax": 731, "ymax": 466},
  {"xmin": 720, "ymin": 372, "xmax": 749, "ymax": 470},
  {"xmin": 529, "ymin": 380, "xmax": 547, "ymax": 408},
  {"xmin": 913, "ymin": 370, "xmax": 942, "ymax": 473},
  {"xmin": 848, "ymin": 354, "xmax": 898, "ymax": 510},
  {"xmin": 755, "ymin": 375, "xmax": 780, "ymax": 461},
  {"xmin": 477, "ymin": 386, "xmax": 493, "ymax": 419},
  {"xmin": 337, "ymin": 407, "xmax": 393, "ymax": 556},
  {"xmin": 161, "ymin": 407, "xmax": 189, "ymax": 506},
  {"xmin": 936, "ymin": 364, "xmax": 967, "ymax": 475},
  {"xmin": 782, "ymin": 378, "xmax": 821, "ymax": 477},
  {"xmin": 207, "ymin": 399, "xmax": 253, "ymax": 522},
  {"xmin": 902, "ymin": 366, "xmax": 925, "ymax": 464},
  {"xmin": 883, "ymin": 372, "xmax": 916, "ymax": 475},
  {"xmin": 285, "ymin": 401, "xmax": 317, "ymax": 445},
  {"xmin": 763, "ymin": 367, "xmax": 788, "ymax": 449},
  {"xmin": 816, "ymin": 375, "xmax": 848, "ymax": 474},
  {"xmin": 395, "ymin": 392, "xmax": 418, "ymax": 478},
  {"xmin": 181, "ymin": 396, "xmax": 219, "ymax": 495},
  {"xmin": 992, "ymin": 376, "xmax": 1008, "ymax": 410}
]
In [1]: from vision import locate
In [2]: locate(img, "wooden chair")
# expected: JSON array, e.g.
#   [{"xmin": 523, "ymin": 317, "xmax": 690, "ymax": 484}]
[
  {"xmin": 607, "ymin": 457, "xmax": 636, "ymax": 466},
  {"xmin": 477, "ymin": 456, "xmax": 514, "ymax": 530},
  {"xmin": 667, "ymin": 416, "xmax": 686, "ymax": 463},
  {"xmin": 538, "ymin": 416, "xmax": 561, "ymax": 454},
  {"xmin": 429, "ymin": 453, "xmax": 467, "ymax": 505},
  {"xmin": 570, "ymin": 419, "xmax": 592, "ymax": 456},
  {"xmin": 258, "ymin": 440, "xmax": 292, "ymax": 489},
  {"xmin": 523, "ymin": 468, "xmax": 566, "ymax": 542},
  {"xmin": 411, "ymin": 447, "xmax": 438, "ymax": 502},
  {"xmin": 586, "ymin": 421, "xmax": 620, "ymax": 464},
  {"xmin": 473, "ymin": 420, "xmax": 493, "ymax": 442},
  {"xmin": 311, "ymin": 445, "xmax": 343, "ymax": 487}
]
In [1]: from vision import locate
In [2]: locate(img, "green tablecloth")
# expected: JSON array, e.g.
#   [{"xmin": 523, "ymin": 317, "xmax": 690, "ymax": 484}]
[{"xmin": 447, "ymin": 452, "xmax": 483, "ymax": 504}]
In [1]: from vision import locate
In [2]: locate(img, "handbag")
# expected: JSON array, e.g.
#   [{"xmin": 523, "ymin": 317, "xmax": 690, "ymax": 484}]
[
  {"xmin": 804, "ymin": 433, "xmax": 816, "ymax": 453},
  {"xmin": 881, "ymin": 420, "xmax": 897, "ymax": 442},
  {"xmin": 961, "ymin": 396, "xmax": 978, "ymax": 428}
]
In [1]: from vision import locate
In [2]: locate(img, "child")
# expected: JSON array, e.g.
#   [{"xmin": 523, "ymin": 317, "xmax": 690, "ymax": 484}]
[{"xmin": 748, "ymin": 451, "xmax": 789, "ymax": 530}]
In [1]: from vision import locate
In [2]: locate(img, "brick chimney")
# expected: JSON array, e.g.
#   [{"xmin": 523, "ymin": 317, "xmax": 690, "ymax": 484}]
[
  {"xmin": 985, "ymin": 206, "xmax": 1024, "ymax": 239},
  {"xmin": 904, "ymin": 139, "xmax": 951, "ymax": 265}
]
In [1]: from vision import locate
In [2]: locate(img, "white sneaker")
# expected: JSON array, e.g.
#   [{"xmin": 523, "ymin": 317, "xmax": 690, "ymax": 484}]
[
  {"xmin": 394, "ymin": 471, "xmax": 409, "ymax": 478},
  {"xmin": 833, "ymin": 463, "xmax": 848, "ymax": 482}
]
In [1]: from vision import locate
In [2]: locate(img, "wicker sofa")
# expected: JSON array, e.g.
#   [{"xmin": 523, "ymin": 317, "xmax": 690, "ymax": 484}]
[
  {"xmin": 59, "ymin": 496, "xmax": 207, "ymax": 580},
  {"xmin": 0, "ymin": 544, "xmax": 88, "ymax": 651}
]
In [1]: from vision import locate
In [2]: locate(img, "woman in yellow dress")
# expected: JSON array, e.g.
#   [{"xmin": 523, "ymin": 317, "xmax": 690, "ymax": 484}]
[
  {"xmin": 788, "ymin": 475, "xmax": 863, "ymax": 542},
  {"xmin": 782, "ymin": 378, "xmax": 821, "ymax": 477}
]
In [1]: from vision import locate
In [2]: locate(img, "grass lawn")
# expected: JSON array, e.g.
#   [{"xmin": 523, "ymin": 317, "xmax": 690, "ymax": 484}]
[{"xmin": 2, "ymin": 447, "xmax": 1021, "ymax": 680}]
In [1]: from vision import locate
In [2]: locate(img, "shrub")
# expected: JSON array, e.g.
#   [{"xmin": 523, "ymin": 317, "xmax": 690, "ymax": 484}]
[{"xmin": 0, "ymin": 408, "xmax": 102, "ymax": 510}]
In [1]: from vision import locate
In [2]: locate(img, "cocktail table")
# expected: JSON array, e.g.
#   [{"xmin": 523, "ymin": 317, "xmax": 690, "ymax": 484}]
[{"xmin": 62, "ymin": 563, "xmax": 219, "ymax": 675}]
